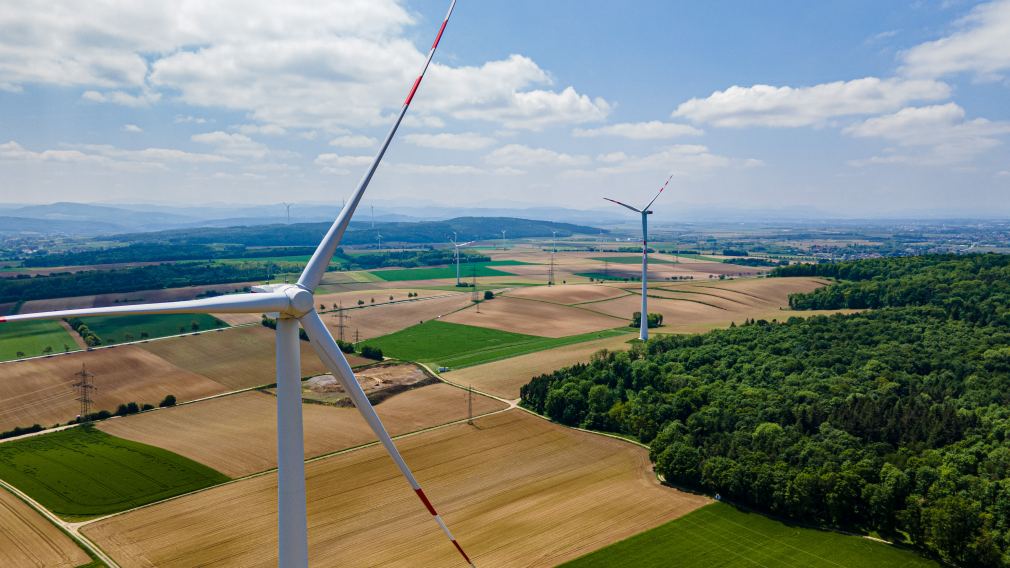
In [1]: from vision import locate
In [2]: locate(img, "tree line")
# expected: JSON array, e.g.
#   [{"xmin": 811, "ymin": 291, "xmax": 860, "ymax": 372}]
[{"xmin": 522, "ymin": 253, "xmax": 1010, "ymax": 567}]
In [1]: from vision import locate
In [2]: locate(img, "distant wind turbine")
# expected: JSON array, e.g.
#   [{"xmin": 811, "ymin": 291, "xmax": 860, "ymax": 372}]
[
  {"xmin": 0, "ymin": 2, "xmax": 475, "ymax": 567},
  {"xmin": 449, "ymin": 232, "xmax": 474, "ymax": 287},
  {"xmin": 604, "ymin": 175, "xmax": 672, "ymax": 341},
  {"xmin": 282, "ymin": 202, "xmax": 292, "ymax": 224}
]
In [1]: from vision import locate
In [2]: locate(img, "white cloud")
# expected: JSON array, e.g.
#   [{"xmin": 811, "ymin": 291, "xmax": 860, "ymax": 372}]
[
  {"xmin": 484, "ymin": 144, "xmax": 590, "ymax": 167},
  {"xmin": 175, "ymin": 115, "xmax": 208, "ymax": 125},
  {"xmin": 390, "ymin": 163, "xmax": 485, "ymax": 175},
  {"xmin": 404, "ymin": 132, "xmax": 495, "ymax": 150},
  {"xmin": 594, "ymin": 144, "xmax": 735, "ymax": 175},
  {"xmin": 314, "ymin": 153, "xmax": 374, "ymax": 174},
  {"xmin": 236, "ymin": 124, "xmax": 287, "ymax": 136},
  {"xmin": 0, "ymin": 140, "xmax": 227, "ymax": 172},
  {"xmin": 329, "ymin": 134, "xmax": 378, "ymax": 148},
  {"xmin": 82, "ymin": 89, "xmax": 160, "ymax": 107},
  {"xmin": 191, "ymin": 131, "xmax": 269, "ymax": 158},
  {"xmin": 573, "ymin": 121, "xmax": 702, "ymax": 139},
  {"xmin": 0, "ymin": 2, "xmax": 607, "ymax": 132},
  {"xmin": 845, "ymin": 103, "xmax": 1010, "ymax": 165},
  {"xmin": 122, "ymin": 124, "xmax": 143, "ymax": 133},
  {"xmin": 901, "ymin": 0, "xmax": 1010, "ymax": 80},
  {"xmin": 673, "ymin": 77, "xmax": 950, "ymax": 127}
]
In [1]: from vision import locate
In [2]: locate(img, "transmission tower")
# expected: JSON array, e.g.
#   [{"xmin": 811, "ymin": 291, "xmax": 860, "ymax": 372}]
[
  {"xmin": 354, "ymin": 328, "xmax": 360, "ymax": 346},
  {"xmin": 470, "ymin": 259, "xmax": 479, "ymax": 310},
  {"xmin": 72, "ymin": 364, "xmax": 97, "ymax": 422},
  {"xmin": 335, "ymin": 302, "xmax": 350, "ymax": 342}
]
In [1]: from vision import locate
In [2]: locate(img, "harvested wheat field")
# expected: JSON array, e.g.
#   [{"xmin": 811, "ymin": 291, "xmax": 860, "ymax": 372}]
[
  {"xmin": 323, "ymin": 293, "xmax": 474, "ymax": 340},
  {"xmin": 583, "ymin": 277, "xmax": 834, "ymax": 333},
  {"xmin": 0, "ymin": 488, "xmax": 91, "ymax": 567},
  {"xmin": 444, "ymin": 333, "xmax": 635, "ymax": 399},
  {"xmin": 0, "ymin": 346, "xmax": 226, "ymax": 431},
  {"xmin": 83, "ymin": 409, "xmax": 708, "ymax": 568},
  {"xmin": 139, "ymin": 327, "xmax": 338, "ymax": 389},
  {"xmin": 297, "ymin": 362, "xmax": 435, "ymax": 405},
  {"xmin": 314, "ymin": 288, "xmax": 452, "ymax": 309},
  {"xmin": 99, "ymin": 383, "xmax": 506, "ymax": 478},
  {"xmin": 505, "ymin": 283, "xmax": 630, "ymax": 305},
  {"xmin": 17, "ymin": 282, "xmax": 261, "ymax": 315},
  {"xmin": 443, "ymin": 297, "xmax": 624, "ymax": 337}
]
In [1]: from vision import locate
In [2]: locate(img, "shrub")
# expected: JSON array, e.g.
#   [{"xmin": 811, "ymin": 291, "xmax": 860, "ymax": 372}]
[
  {"xmin": 336, "ymin": 339, "xmax": 355, "ymax": 354},
  {"xmin": 484, "ymin": 290, "xmax": 495, "ymax": 300},
  {"xmin": 159, "ymin": 394, "xmax": 177, "ymax": 408},
  {"xmin": 360, "ymin": 345, "xmax": 384, "ymax": 360}
]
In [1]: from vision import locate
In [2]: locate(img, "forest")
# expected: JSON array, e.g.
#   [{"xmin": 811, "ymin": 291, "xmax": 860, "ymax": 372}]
[{"xmin": 521, "ymin": 253, "xmax": 1010, "ymax": 567}]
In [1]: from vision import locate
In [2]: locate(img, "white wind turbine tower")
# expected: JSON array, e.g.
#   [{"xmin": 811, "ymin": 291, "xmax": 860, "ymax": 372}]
[
  {"xmin": 0, "ymin": 3, "xmax": 475, "ymax": 567},
  {"xmin": 604, "ymin": 175, "xmax": 672, "ymax": 342},
  {"xmin": 449, "ymin": 232, "xmax": 474, "ymax": 287}
]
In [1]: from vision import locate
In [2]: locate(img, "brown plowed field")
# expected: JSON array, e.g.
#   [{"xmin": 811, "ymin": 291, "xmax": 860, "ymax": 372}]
[
  {"xmin": 0, "ymin": 346, "xmax": 226, "ymax": 431},
  {"xmin": 99, "ymin": 383, "xmax": 506, "ymax": 477},
  {"xmin": 0, "ymin": 488, "xmax": 91, "ymax": 567},
  {"xmin": 139, "ymin": 327, "xmax": 338, "ymax": 389},
  {"xmin": 314, "ymin": 288, "xmax": 451, "ymax": 309},
  {"xmin": 442, "ymin": 297, "xmax": 624, "ymax": 338},
  {"xmin": 505, "ymin": 283, "xmax": 630, "ymax": 305},
  {"xmin": 322, "ymin": 293, "xmax": 474, "ymax": 341},
  {"xmin": 444, "ymin": 333, "xmax": 636, "ymax": 399},
  {"xmin": 83, "ymin": 410, "xmax": 709, "ymax": 567}
]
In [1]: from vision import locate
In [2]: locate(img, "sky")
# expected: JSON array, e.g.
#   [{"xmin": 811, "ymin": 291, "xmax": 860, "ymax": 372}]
[{"xmin": 1, "ymin": 0, "xmax": 1009, "ymax": 218}]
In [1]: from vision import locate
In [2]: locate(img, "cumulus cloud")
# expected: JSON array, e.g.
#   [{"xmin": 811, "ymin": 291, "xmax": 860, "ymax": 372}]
[
  {"xmin": 0, "ymin": 1, "xmax": 607, "ymax": 132},
  {"xmin": 314, "ymin": 153, "xmax": 374, "ymax": 174},
  {"xmin": 845, "ymin": 103, "xmax": 1010, "ymax": 165},
  {"xmin": 329, "ymin": 134, "xmax": 378, "ymax": 149},
  {"xmin": 191, "ymin": 131, "xmax": 269, "ymax": 158},
  {"xmin": 484, "ymin": 144, "xmax": 590, "ymax": 167},
  {"xmin": 673, "ymin": 77, "xmax": 950, "ymax": 127},
  {"xmin": 901, "ymin": 0, "xmax": 1010, "ymax": 80},
  {"xmin": 404, "ymin": 132, "xmax": 495, "ymax": 150},
  {"xmin": 594, "ymin": 144, "xmax": 735, "ymax": 175},
  {"xmin": 573, "ymin": 121, "xmax": 702, "ymax": 139},
  {"xmin": 0, "ymin": 140, "xmax": 227, "ymax": 172},
  {"xmin": 122, "ymin": 124, "xmax": 143, "ymax": 133}
]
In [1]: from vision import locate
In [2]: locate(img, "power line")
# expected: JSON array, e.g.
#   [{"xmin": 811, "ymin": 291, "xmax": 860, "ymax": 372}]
[{"xmin": 335, "ymin": 302, "xmax": 350, "ymax": 342}]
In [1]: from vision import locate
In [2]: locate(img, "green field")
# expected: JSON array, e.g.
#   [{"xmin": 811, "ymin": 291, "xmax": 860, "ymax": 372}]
[
  {"xmin": 560, "ymin": 503, "xmax": 938, "ymax": 568},
  {"xmin": 370, "ymin": 261, "xmax": 520, "ymax": 282},
  {"xmin": 0, "ymin": 320, "xmax": 79, "ymax": 361},
  {"xmin": 362, "ymin": 320, "xmax": 630, "ymax": 368},
  {"xmin": 0, "ymin": 427, "xmax": 229, "ymax": 519},
  {"xmin": 80, "ymin": 313, "xmax": 228, "ymax": 344},
  {"xmin": 591, "ymin": 256, "xmax": 676, "ymax": 265}
]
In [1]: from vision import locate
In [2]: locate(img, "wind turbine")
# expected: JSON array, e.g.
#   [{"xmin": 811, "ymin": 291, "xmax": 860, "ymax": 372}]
[
  {"xmin": 604, "ymin": 175, "xmax": 672, "ymax": 342},
  {"xmin": 0, "ymin": 2, "xmax": 474, "ymax": 567},
  {"xmin": 449, "ymin": 232, "xmax": 474, "ymax": 287}
]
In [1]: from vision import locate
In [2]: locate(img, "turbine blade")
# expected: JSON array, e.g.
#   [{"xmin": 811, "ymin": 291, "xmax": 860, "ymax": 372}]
[
  {"xmin": 298, "ymin": 0, "xmax": 459, "ymax": 292},
  {"xmin": 300, "ymin": 310, "xmax": 476, "ymax": 567},
  {"xmin": 458, "ymin": 241, "xmax": 474, "ymax": 247},
  {"xmin": 603, "ymin": 197, "xmax": 641, "ymax": 213},
  {"xmin": 0, "ymin": 292, "xmax": 290, "ymax": 323},
  {"xmin": 644, "ymin": 175, "xmax": 673, "ymax": 211}
]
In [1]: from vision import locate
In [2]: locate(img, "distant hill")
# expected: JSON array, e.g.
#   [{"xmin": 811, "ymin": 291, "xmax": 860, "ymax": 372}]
[
  {"xmin": 0, "ymin": 216, "xmax": 123, "ymax": 236},
  {"xmin": 110, "ymin": 217, "xmax": 606, "ymax": 246}
]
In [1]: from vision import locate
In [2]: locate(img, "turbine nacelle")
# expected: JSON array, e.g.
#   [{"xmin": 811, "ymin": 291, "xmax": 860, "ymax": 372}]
[{"xmin": 253, "ymin": 283, "xmax": 315, "ymax": 318}]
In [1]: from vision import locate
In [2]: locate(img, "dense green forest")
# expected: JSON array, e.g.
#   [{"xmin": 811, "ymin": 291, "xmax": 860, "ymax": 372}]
[
  {"xmin": 22, "ymin": 244, "xmax": 318, "ymax": 267},
  {"xmin": 522, "ymin": 254, "xmax": 1010, "ymax": 567},
  {"xmin": 110, "ymin": 216, "xmax": 603, "ymax": 246},
  {"xmin": 0, "ymin": 263, "xmax": 269, "ymax": 304}
]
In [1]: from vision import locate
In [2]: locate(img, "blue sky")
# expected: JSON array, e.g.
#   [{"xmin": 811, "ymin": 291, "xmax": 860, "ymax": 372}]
[{"xmin": 1, "ymin": 0, "xmax": 1009, "ymax": 218}]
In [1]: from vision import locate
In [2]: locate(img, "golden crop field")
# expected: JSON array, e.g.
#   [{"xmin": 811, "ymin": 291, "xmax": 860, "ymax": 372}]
[
  {"xmin": 0, "ymin": 488, "xmax": 91, "ymax": 567},
  {"xmin": 444, "ymin": 333, "xmax": 636, "ymax": 399},
  {"xmin": 82, "ymin": 410, "xmax": 709, "ymax": 567},
  {"xmin": 442, "ymin": 296, "xmax": 625, "ymax": 338},
  {"xmin": 0, "ymin": 346, "xmax": 226, "ymax": 431},
  {"xmin": 322, "ymin": 293, "xmax": 474, "ymax": 341},
  {"xmin": 98, "ymin": 383, "xmax": 507, "ymax": 477}
]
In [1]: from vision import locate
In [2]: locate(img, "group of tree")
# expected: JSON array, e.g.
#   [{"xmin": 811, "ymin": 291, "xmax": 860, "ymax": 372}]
[
  {"xmin": 630, "ymin": 311, "xmax": 663, "ymax": 329},
  {"xmin": 1, "ymin": 262, "xmax": 275, "ymax": 304},
  {"xmin": 66, "ymin": 317, "xmax": 101, "ymax": 347},
  {"xmin": 522, "ymin": 253, "xmax": 1010, "ymax": 567},
  {"xmin": 21, "ymin": 243, "xmax": 318, "ymax": 267}
]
